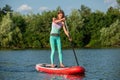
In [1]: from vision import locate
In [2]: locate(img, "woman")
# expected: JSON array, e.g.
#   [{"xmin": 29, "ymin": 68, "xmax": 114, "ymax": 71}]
[{"xmin": 50, "ymin": 10, "xmax": 71, "ymax": 68}]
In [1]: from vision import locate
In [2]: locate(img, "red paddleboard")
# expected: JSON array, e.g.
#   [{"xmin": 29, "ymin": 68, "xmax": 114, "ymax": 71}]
[{"xmin": 35, "ymin": 64, "xmax": 85, "ymax": 75}]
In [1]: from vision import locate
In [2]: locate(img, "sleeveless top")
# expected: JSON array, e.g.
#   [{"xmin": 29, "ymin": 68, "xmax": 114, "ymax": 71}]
[{"xmin": 50, "ymin": 22, "xmax": 63, "ymax": 34}]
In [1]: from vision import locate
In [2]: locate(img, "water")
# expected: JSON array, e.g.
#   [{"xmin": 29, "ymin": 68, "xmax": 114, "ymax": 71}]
[{"xmin": 0, "ymin": 49, "xmax": 120, "ymax": 80}]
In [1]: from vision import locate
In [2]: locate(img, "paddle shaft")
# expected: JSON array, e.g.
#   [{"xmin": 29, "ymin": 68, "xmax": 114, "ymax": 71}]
[
  {"xmin": 65, "ymin": 21, "xmax": 79, "ymax": 66},
  {"xmin": 71, "ymin": 42, "xmax": 79, "ymax": 66}
]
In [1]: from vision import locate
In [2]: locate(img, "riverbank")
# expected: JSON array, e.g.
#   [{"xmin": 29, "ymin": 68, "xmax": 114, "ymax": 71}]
[{"xmin": 0, "ymin": 46, "xmax": 120, "ymax": 50}]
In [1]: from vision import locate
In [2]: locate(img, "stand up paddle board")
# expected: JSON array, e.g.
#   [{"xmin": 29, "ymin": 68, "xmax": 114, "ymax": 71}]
[{"xmin": 35, "ymin": 63, "xmax": 85, "ymax": 75}]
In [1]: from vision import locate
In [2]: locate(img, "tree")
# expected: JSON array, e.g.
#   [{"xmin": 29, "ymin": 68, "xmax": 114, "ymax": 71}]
[
  {"xmin": 0, "ymin": 4, "xmax": 120, "ymax": 49},
  {"xmin": 2, "ymin": 4, "xmax": 13, "ymax": 14},
  {"xmin": 67, "ymin": 9, "xmax": 84, "ymax": 47},
  {"xmin": 0, "ymin": 8, "xmax": 3, "ymax": 21},
  {"xmin": 11, "ymin": 12, "xmax": 26, "ymax": 33},
  {"xmin": 116, "ymin": 0, "xmax": 120, "ymax": 7},
  {"xmin": 100, "ymin": 20, "xmax": 120, "ymax": 47},
  {"xmin": 23, "ymin": 10, "xmax": 57, "ymax": 48},
  {"xmin": 11, "ymin": 26, "xmax": 23, "ymax": 48},
  {"xmin": 77, "ymin": 5, "xmax": 92, "ymax": 46},
  {"xmin": 78, "ymin": 5, "xmax": 91, "ymax": 18},
  {"xmin": 0, "ymin": 4, "xmax": 13, "ymax": 23},
  {"xmin": 0, "ymin": 13, "xmax": 13, "ymax": 47},
  {"xmin": 86, "ymin": 11, "xmax": 105, "ymax": 47}
]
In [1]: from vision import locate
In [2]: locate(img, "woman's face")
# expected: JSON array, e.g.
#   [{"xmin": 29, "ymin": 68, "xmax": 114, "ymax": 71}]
[{"xmin": 58, "ymin": 13, "xmax": 63, "ymax": 19}]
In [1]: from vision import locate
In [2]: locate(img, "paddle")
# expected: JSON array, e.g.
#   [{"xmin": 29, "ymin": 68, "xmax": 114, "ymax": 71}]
[{"xmin": 65, "ymin": 21, "xmax": 79, "ymax": 66}]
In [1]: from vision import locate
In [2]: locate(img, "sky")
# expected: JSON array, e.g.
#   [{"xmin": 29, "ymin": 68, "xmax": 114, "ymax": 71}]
[{"xmin": 0, "ymin": 0, "xmax": 118, "ymax": 15}]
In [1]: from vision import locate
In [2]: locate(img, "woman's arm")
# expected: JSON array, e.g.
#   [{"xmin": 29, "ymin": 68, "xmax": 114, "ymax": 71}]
[
  {"xmin": 62, "ymin": 22, "xmax": 72, "ymax": 41},
  {"xmin": 52, "ymin": 17, "xmax": 65, "ymax": 23}
]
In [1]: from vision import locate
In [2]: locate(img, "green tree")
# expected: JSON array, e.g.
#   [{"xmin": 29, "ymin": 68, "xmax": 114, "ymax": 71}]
[
  {"xmin": 77, "ymin": 5, "xmax": 92, "ymax": 46},
  {"xmin": 117, "ymin": 0, "xmax": 120, "ymax": 7},
  {"xmin": 2, "ymin": 4, "xmax": 13, "ymax": 14},
  {"xmin": 0, "ymin": 4, "xmax": 13, "ymax": 24},
  {"xmin": 23, "ymin": 10, "xmax": 57, "ymax": 48},
  {"xmin": 0, "ymin": 13, "xmax": 13, "ymax": 47},
  {"xmin": 1, "ymin": 4, "xmax": 120, "ymax": 49},
  {"xmin": 0, "ymin": 12, "xmax": 24, "ymax": 48},
  {"xmin": 78, "ymin": 5, "xmax": 91, "ymax": 18},
  {"xmin": 100, "ymin": 20, "xmax": 120, "ymax": 47},
  {"xmin": 0, "ymin": 8, "xmax": 3, "ymax": 21},
  {"xmin": 106, "ymin": 7, "xmax": 120, "ymax": 27},
  {"xmin": 67, "ymin": 9, "xmax": 84, "ymax": 47},
  {"xmin": 11, "ymin": 26, "xmax": 23, "ymax": 48},
  {"xmin": 11, "ymin": 12, "xmax": 26, "ymax": 33},
  {"xmin": 86, "ymin": 11, "xmax": 105, "ymax": 47}
]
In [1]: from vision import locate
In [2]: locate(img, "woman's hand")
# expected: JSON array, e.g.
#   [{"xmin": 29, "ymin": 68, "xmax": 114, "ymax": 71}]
[
  {"xmin": 61, "ymin": 21, "xmax": 65, "ymax": 26},
  {"xmin": 69, "ymin": 37, "xmax": 72, "ymax": 42},
  {"xmin": 52, "ymin": 17, "xmax": 65, "ymax": 23},
  {"xmin": 68, "ymin": 34, "xmax": 72, "ymax": 42},
  {"xmin": 61, "ymin": 18, "xmax": 65, "ymax": 22}
]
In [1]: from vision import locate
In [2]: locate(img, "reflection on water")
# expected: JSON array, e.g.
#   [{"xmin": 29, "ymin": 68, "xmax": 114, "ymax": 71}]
[
  {"xmin": 0, "ymin": 49, "xmax": 120, "ymax": 80},
  {"xmin": 43, "ymin": 74, "xmax": 85, "ymax": 80}
]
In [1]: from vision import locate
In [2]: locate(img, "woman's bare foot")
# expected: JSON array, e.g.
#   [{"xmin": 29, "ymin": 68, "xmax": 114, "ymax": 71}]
[
  {"xmin": 60, "ymin": 63, "xmax": 65, "ymax": 68},
  {"xmin": 51, "ymin": 64, "xmax": 55, "ymax": 68}
]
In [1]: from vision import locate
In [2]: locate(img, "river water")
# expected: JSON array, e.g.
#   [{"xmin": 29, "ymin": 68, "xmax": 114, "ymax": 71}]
[{"xmin": 0, "ymin": 49, "xmax": 120, "ymax": 80}]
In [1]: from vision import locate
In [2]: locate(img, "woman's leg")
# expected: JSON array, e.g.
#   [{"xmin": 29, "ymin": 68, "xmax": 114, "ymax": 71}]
[
  {"xmin": 56, "ymin": 37, "xmax": 64, "ymax": 67},
  {"xmin": 50, "ymin": 36, "xmax": 55, "ymax": 66}
]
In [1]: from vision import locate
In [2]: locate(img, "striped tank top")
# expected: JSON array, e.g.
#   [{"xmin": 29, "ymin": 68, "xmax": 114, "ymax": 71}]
[{"xmin": 50, "ymin": 22, "xmax": 63, "ymax": 34}]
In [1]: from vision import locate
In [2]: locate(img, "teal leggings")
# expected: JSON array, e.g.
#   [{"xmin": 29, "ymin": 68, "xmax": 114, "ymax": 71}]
[{"xmin": 50, "ymin": 36, "xmax": 62, "ymax": 64}]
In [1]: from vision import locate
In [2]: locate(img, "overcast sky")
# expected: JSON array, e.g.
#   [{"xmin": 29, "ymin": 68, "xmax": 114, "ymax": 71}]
[{"xmin": 0, "ymin": 0, "xmax": 118, "ymax": 15}]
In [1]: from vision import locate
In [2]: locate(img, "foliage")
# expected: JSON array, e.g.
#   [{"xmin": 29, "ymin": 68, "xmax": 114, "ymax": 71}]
[
  {"xmin": 100, "ymin": 20, "xmax": 120, "ymax": 47},
  {"xmin": 117, "ymin": 0, "xmax": 120, "ymax": 7},
  {"xmin": 67, "ymin": 9, "xmax": 84, "ymax": 47},
  {"xmin": 0, "ymin": 4, "xmax": 120, "ymax": 49},
  {"xmin": 0, "ymin": 4, "xmax": 13, "ymax": 21},
  {"xmin": 0, "ymin": 13, "xmax": 13, "ymax": 47}
]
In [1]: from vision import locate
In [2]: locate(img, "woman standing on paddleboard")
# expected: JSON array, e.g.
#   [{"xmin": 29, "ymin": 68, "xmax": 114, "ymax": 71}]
[{"xmin": 50, "ymin": 10, "xmax": 71, "ymax": 68}]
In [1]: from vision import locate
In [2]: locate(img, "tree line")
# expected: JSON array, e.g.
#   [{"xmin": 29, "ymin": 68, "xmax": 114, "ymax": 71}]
[{"xmin": 0, "ymin": 3, "xmax": 120, "ymax": 49}]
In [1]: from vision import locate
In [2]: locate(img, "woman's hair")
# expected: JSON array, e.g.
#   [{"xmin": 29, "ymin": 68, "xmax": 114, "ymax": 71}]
[{"xmin": 57, "ymin": 10, "xmax": 65, "ymax": 18}]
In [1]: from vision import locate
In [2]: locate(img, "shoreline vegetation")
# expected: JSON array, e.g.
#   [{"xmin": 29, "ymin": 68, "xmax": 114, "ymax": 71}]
[
  {"xmin": 0, "ymin": 46, "xmax": 120, "ymax": 50},
  {"xmin": 0, "ymin": 4, "xmax": 120, "ymax": 50}
]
